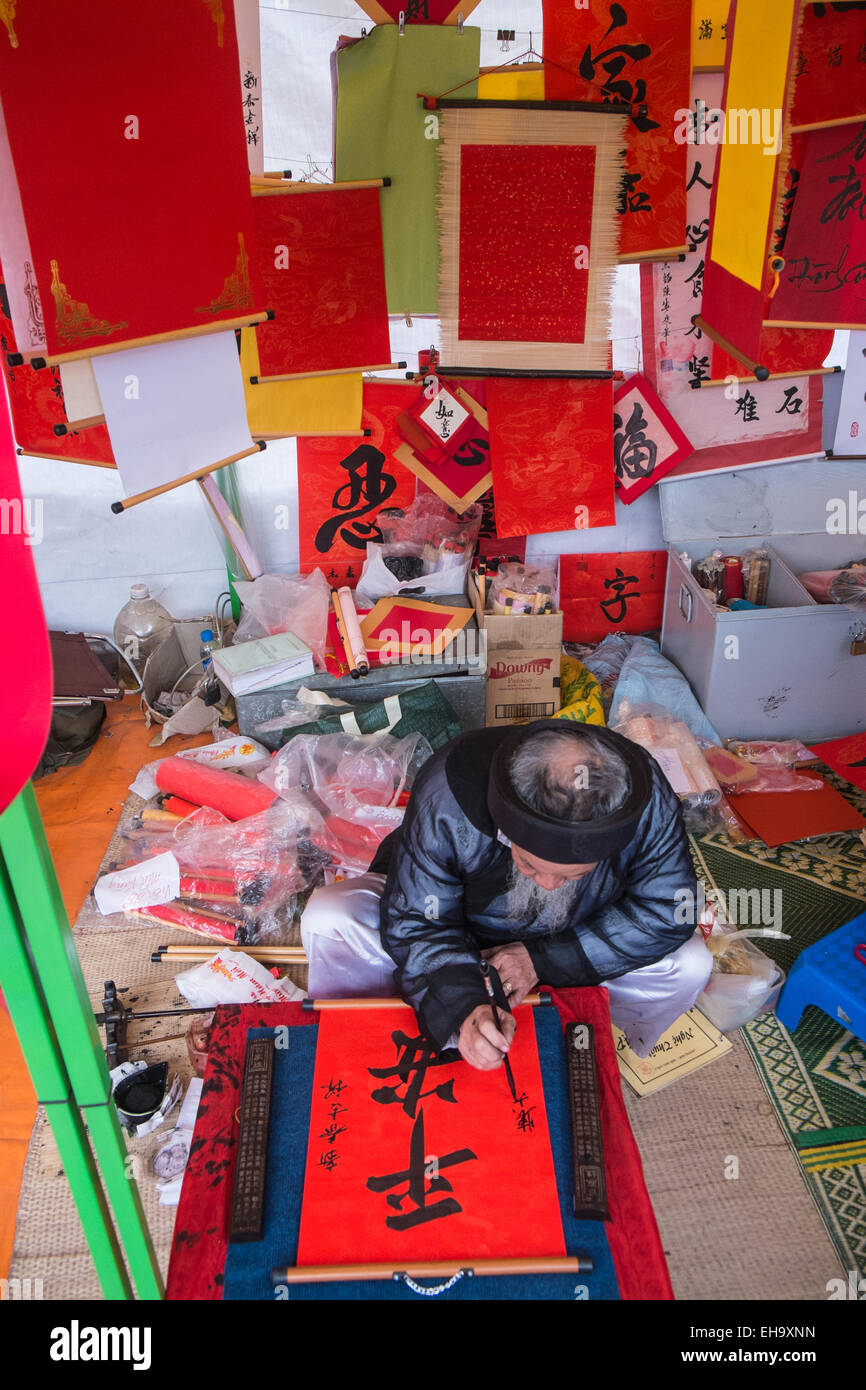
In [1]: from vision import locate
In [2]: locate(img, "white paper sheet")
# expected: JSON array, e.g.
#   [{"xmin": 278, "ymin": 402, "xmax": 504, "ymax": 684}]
[
  {"xmin": 92, "ymin": 330, "xmax": 254, "ymax": 496},
  {"xmin": 0, "ymin": 96, "xmax": 47, "ymax": 354},
  {"xmin": 59, "ymin": 359, "xmax": 103, "ymax": 422},
  {"xmin": 235, "ymin": 0, "xmax": 264, "ymax": 177},
  {"xmin": 95, "ymin": 851, "xmax": 180, "ymax": 914},
  {"xmin": 833, "ymin": 331, "xmax": 866, "ymax": 458}
]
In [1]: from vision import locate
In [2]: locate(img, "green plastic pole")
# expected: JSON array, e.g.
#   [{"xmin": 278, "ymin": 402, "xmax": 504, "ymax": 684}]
[
  {"xmin": 0, "ymin": 853, "xmax": 133, "ymax": 1299},
  {"xmin": 0, "ymin": 785, "xmax": 163, "ymax": 1299}
]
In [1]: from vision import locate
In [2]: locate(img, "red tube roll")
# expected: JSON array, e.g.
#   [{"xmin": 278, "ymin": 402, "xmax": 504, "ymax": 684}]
[{"xmin": 156, "ymin": 757, "xmax": 276, "ymax": 822}]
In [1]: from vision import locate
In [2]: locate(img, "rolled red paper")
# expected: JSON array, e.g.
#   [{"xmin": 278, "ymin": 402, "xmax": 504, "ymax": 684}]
[{"xmin": 156, "ymin": 757, "xmax": 276, "ymax": 821}]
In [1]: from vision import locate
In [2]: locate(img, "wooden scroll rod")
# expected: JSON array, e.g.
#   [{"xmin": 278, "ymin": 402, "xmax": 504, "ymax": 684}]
[
  {"xmin": 250, "ymin": 169, "xmax": 293, "ymax": 181},
  {"xmin": 431, "ymin": 367, "xmax": 616, "ymax": 379},
  {"xmin": 765, "ymin": 319, "xmax": 866, "ymax": 331},
  {"xmin": 257, "ymin": 431, "xmax": 372, "ymax": 440},
  {"xmin": 271, "ymin": 1255, "xmax": 592, "ymax": 1286},
  {"xmin": 13, "ymin": 311, "xmax": 275, "ymax": 369},
  {"xmin": 153, "ymin": 943, "xmax": 308, "ymax": 963},
  {"xmin": 789, "ymin": 113, "xmax": 866, "ymax": 136},
  {"xmin": 16, "ymin": 447, "xmax": 116, "ymax": 469},
  {"xmin": 619, "ymin": 247, "xmax": 688, "ymax": 265},
  {"xmin": 479, "ymin": 62, "xmax": 544, "ymax": 74},
  {"xmin": 691, "ymin": 315, "xmax": 770, "ymax": 381},
  {"xmin": 53, "ymin": 414, "xmax": 104, "ymax": 435},
  {"xmin": 250, "ymin": 362, "xmax": 406, "ymax": 384},
  {"xmin": 110, "ymin": 440, "xmax": 266, "ymax": 513},
  {"xmin": 690, "ymin": 365, "xmax": 840, "ymax": 389},
  {"xmin": 302, "ymin": 992, "xmax": 551, "ymax": 1011},
  {"xmin": 252, "ymin": 178, "xmax": 391, "ymax": 197},
  {"xmin": 421, "ymin": 96, "xmax": 643, "ymax": 116}
]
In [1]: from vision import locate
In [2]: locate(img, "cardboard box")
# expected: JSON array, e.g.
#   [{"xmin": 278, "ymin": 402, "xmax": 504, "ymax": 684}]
[{"xmin": 470, "ymin": 575, "xmax": 563, "ymax": 726}]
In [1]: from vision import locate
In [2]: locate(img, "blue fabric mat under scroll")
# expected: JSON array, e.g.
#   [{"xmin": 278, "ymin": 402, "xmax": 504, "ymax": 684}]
[{"xmin": 223, "ymin": 1007, "xmax": 620, "ymax": 1300}]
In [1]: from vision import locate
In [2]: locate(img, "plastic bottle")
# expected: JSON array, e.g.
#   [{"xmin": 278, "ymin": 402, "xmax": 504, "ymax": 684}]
[
  {"xmin": 199, "ymin": 628, "xmax": 220, "ymax": 673},
  {"xmin": 113, "ymin": 583, "xmax": 173, "ymax": 669}
]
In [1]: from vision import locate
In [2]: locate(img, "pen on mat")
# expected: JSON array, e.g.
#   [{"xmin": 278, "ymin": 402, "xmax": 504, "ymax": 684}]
[{"xmin": 480, "ymin": 961, "xmax": 517, "ymax": 1102}]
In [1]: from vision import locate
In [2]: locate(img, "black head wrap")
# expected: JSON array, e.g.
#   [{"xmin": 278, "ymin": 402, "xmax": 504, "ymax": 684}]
[{"xmin": 487, "ymin": 720, "xmax": 652, "ymax": 865}]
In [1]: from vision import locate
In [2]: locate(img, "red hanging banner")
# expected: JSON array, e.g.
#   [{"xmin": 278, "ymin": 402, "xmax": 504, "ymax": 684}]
[
  {"xmin": 486, "ymin": 377, "xmax": 615, "ymax": 538},
  {"xmin": 0, "ymin": 272, "xmax": 115, "ymax": 465},
  {"xmin": 542, "ymin": 0, "xmax": 691, "ymax": 260},
  {"xmin": 767, "ymin": 121, "xmax": 866, "ymax": 331},
  {"xmin": 791, "ymin": 4, "xmax": 866, "ymax": 128},
  {"xmin": 0, "ymin": 0, "xmax": 263, "ymax": 360},
  {"xmin": 559, "ymin": 550, "xmax": 668, "ymax": 643},
  {"xmin": 251, "ymin": 188, "xmax": 390, "ymax": 378},
  {"xmin": 297, "ymin": 381, "xmax": 418, "ymax": 588},
  {"xmin": 296, "ymin": 1005, "xmax": 565, "ymax": 1267}
]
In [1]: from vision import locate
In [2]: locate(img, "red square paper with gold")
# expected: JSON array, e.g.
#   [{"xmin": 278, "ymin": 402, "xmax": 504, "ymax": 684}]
[
  {"xmin": 297, "ymin": 382, "xmax": 418, "ymax": 588},
  {"xmin": 0, "ymin": 0, "xmax": 263, "ymax": 359},
  {"xmin": 296, "ymin": 1005, "xmax": 565, "ymax": 1266},
  {"xmin": 487, "ymin": 378, "xmax": 615, "ymax": 537},
  {"xmin": 560, "ymin": 551, "xmax": 668, "ymax": 642},
  {"xmin": 251, "ymin": 187, "xmax": 390, "ymax": 378}
]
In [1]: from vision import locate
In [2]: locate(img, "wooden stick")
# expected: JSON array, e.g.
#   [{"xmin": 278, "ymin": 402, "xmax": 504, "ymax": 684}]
[
  {"xmin": 53, "ymin": 414, "xmax": 105, "ymax": 434},
  {"xmin": 692, "ymin": 315, "xmax": 769, "ymax": 380},
  {"xmin": 110, "ymin": 441, "xmax": 266, "ymax": 512},
  {"xmin": 271, "ymin": 1255, "xmax": 590, "ymax": 1285},
  {"xmin": 302, "ymin": 993, "xmax": 548, "ymax": 1011},
  {"xmin": 16, "ymin": 448, "xmax": 117, "ymax": 469},
  {"xmin": 764, "ymin": 319, "xmax": 866, "ymax": 331},
  {"xmin": 691, "ymin": 365, "xmax": 838, "ymax": 388},
  {"xmin": 788, "ymin": 113, "xmax": 866, "ymax": 135},
  {"xmin": 618, "ymin": 246, "xmax": 688, "ymax": 264},
  {"xmin": 250, "ymin": 169, "xmax": 293, "ymax": 181},
  {"xmin": 250, "ymin": 362, "xmax": 404, "ymax": 383},
  {"xmin": 252, "ymin": 178, "xmax": 390, "ymax": 197},
  {"xmin": 256, "ymin": 431, "xmax": 371, "ymax": 440},
  {"xmin": 39, "ymin": 312, "xmax": 273, "ymax": 367},
  {"xmin": 479, "ymin": 62, "xmax": 544, "ymax": 75}
]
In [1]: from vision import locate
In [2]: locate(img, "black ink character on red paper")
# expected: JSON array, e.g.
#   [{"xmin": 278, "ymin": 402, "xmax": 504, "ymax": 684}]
[
  {"xmin": 614, "ymin": 401, "xmax": 658, "ymax": 480},
  {"xmin": 821, "ymin": 163, "xmax": 866, "ymax": 225},
  {"xmin": 513, "ymin": 1092, "xmax": 536, "ymax": 1135},
  {"xmin": 314, "ymin": 445, "xmax": 397, "ymax": 555},
  {"xmin": 618, "ymin": 169, "xmax": 651, "ymax": 215},
  {"xmin": 321, "ymin": 1077, "xmax": 348, "ymax": 1099},
  {"xmin": 368, "ymin": 1031, "xmax": 457, "ymax": 1119},
  {"xmin": 600, "ymin": 569, "xmax": 641, "ymax": 623},
  {"xmin": 318, "ymin": 1149, "xmax": 340, "ymax": 1172},
  {"xmin": 578, "ymin": 4, "xmax": 660, "ymax": 133},
  {"xmin": 366, "ymin": 1108, "xmax": 477, "ymax": 1231},
  {"xmin": 452, "ymin": 436, "xmax": 490, "ymax": 468}
]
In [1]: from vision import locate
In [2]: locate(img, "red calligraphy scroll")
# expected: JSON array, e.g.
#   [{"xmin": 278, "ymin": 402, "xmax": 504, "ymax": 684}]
[
  {"xmin": 791, "ymin": 4, "xmax": 866, "ymax": 128},
  {"xmin": 559, "ymin": 550, "xmax": 668, "ymax": 642},
  {"xmin": 0, "ymin": 0, "xmax": 263, "ymax": 359},
  {"xmin": 543, "ymin": 0, "xmax": 691, "ymax": 259},
  {"xmin": 486, "ymin": 377, "xmax": 615, "ymax": 538},
  {"xmin": 0, "ymin": 273, "xmax": 115, "ymax": 465},
  {"xmin": 295, "ymin": 1004, "xmax": 565, "ymax": 1266},
  {"xmin": 297, "ymin": 382, "xmax": 417, "ymax": 588},
  {"xmin": 251, "ymin": 188, "xmax": 390, "ymax": 378},
  {"xmin": 767, "ymin": 122, "xmax": 866, "ymax": 331}
]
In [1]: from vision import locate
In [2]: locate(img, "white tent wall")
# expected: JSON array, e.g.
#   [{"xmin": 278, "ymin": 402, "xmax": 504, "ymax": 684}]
[{"xmin": 18, "ymin": 0, "xmax": 659, "ymax": 635}]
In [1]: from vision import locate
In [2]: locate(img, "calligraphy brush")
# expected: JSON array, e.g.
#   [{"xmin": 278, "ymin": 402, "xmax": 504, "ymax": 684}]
[{"xmin": 480, "ymin": 961, "xmax": 518, "ymax": 1102}]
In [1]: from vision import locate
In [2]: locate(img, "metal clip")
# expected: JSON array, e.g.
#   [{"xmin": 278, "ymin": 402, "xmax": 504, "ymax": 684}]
[
  {"xmin": 457, "ymin": 13, "xmax": 464, "ymax": 34},
  {"xmin": 398, "ymin": 11, "xmax": 406, "ymax": 35}
]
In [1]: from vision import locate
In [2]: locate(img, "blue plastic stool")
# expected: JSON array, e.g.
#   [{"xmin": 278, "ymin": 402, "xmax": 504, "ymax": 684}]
[{"xmin": 776, "ymin": 911, "xmax": 866, "ymax": 1042}]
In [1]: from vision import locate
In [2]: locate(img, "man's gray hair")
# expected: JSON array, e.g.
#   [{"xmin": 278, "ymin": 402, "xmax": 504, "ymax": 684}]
[{"xmin": 509, "ymin": 727, "xmax": 630, "ymax": 822}]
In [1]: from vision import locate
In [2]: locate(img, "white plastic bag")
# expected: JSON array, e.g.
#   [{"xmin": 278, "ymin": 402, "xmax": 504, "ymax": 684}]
[
  {"xmin": 698, "ymin": 926, "xmax": 787, "ymax": 1032},
  {"xmin": 233, "ymin": 569, "xmax": 330, "ymax": 669}
]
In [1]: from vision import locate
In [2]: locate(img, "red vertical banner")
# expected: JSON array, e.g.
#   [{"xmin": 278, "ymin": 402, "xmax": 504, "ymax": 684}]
[
  {"xmin": 542, "ymin": 0, "xmax": 691, "ymax": 258},
  {"xmin": 559, "ymin": 550, "xmax": 668, "ymax": 642},
  {"xmin": 0, "ymin": 0, "xmax": 263, "ymax": 358},
  {"xmin": 296, "ymin": 381, "xmax": 418, "ymax": 588},
  {"xmin": 296, "ymin": 1005, "xmax": 565, "ymax": 1266},
  {"xmin": 791, "ymin": 5, "xmax": 866, "ymax": 127},
  {"xmin": 486, "ymin": 377, "xmax": 615, "ymax": 538}
]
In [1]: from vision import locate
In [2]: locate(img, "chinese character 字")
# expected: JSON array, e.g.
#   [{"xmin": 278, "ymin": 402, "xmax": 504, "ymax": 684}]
[{"xmin": 600, "ymin": 568, "xmax": 641, "ymax": 623}]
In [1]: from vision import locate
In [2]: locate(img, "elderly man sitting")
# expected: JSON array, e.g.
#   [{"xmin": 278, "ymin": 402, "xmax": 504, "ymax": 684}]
[{"xmin": 302, "ymin": 720, "xmax": 713, "ymax": 1069}]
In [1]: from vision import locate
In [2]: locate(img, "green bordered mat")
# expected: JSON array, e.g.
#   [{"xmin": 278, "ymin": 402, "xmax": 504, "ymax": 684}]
[{"xmin": 690, "ymin": 770, "xmax": 866, "ymax": 1282}]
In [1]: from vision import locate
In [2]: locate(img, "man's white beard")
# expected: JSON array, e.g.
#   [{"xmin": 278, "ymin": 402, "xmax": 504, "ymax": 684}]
[{"xmin": 505, "ymin": 861, "xmax": 581, "ymax": 934}]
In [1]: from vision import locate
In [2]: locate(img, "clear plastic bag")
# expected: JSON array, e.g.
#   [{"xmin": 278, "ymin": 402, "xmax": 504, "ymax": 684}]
[
  {"xmin": 489, "ymin": 561, "xmax": 557, "ymax": 615},
  {"xmin": 719, "ymin": 739, "xmax": 824, "ymax": 793},
  {"xmin": 698, "ymin": 924, "xmax": 788, "ymax": 1031},
  {"xmin": 233, "ymin": 569, "xmax": 330, "ymax": 669},
  {"xmin": 611, "ymin": 701, "xmax": 722, "ymax": 808}
]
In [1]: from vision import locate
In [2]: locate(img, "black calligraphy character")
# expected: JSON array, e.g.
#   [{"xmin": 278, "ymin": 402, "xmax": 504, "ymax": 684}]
[
  {"xmin": 243, "ymin": 70, "xmax": 258, "ymax": 90},
  {"xmin": 600, "ymin": 568, "xmax": 641, "ymax": 623},
  {"xmin": 326, "ymin": 1101, "xmax": 348, "ymax": 1124},
  {"xmin": 735, "ymin": 390, "xmax": 760, "ymax": 422},
  {"xmin": 314, "ymin": 445, "xmax": 397, "ymax": 554},
  {"xmin": 796, "ymin": 51, "xmax": 809, "ymax": 78},
  {"xmin": 618, "ymin": 169, "xmax": 651, "ymax": 215},
  {"xmin": 687, "ymin": 218, "xmax": 709, "ymax": 249},
  {"xmin": 686, "ymin": 161, "xmax": 712, "ymax": 193},
  {"xmin": 321, "ymin": 1077, "xmax": 348, "ymax": 1099},
  {"xmin": 513, "ymin": 1091, "xmax": 536, "ymax": 1135},
  {"xmin": 452, "ymin": 436, "xmax": 490, "ymax": 468},
  {"xmin": 318, "ymin": 1149, "xmax": 340, "ymax": 1172},
  {"xmin": 821, "ymin": 164, "xmax": 866, "ymax": 224},
  {"xmin": 366, "ymin": 1108, "xmax": 477, "ymax": 1231},
  {"xmin": 614, "ymin": 401, "xmax": 657, "ymax": 481},
  {"xmin": 688, "ymin": 354, "xmax": 711, "ymax": 383},
  {"xmin": 684, "ymin": 258, "xmax": 705, "ymax": 300},
  {"xmin": 319, "ymin": 1122, "xmax": 348, "ymax": 1147},
  {"xmin": 578, "ymin": 4, "xmax": 659, "ymax": 133},
  {"xmin": 434, "ymin": 397, "xmax": 455, "ymax": 439},
  {"xmin": 247, "ymin": 129, "xmax": 259, "ymax": 147},
  {"xmin": 775, "ymin": 386, "xmax": 803, "ymax": 415},
  {"xmin": 406, "ymin": 0, "xmax": 429, "ymax": 18},
  {"xmin": 698, "ymin": 19, "xmax": 712, "ymax": 40},
  {"xmin": 368, "ymin": 1031, "xmax": 457, "ymax": 1119},
  {"xmin": 859, "ymin": 42, "xmax": 866, "ymax": 64},
  {"xmin": 828, "ymin": 44, "xmax": 843, "ymax": 67}
]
